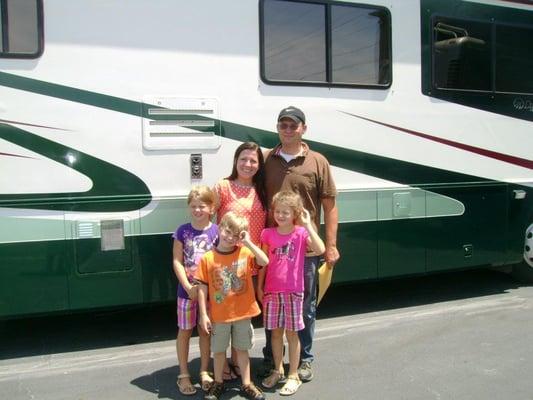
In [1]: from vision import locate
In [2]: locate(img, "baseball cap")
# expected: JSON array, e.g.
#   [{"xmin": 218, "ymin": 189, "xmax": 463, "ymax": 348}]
[{"xmin": 278, "ymin": 106, "xmax": 306, "ymax": 124}]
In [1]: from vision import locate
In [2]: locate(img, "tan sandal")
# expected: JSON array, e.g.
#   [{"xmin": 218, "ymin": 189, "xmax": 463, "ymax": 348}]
[
  {"xmin": 199, "ymin": 370, "xmax": 214, "ymax": 391},
  {"xmin": 261, "ymin": 369, "xmax": 284, "ymax": 389},
  {"xmin": 177, "ymin": 373, "xmax": 197, "ymax": 396},
  {"xmin": 280, "ymin": 375, "xmax": 301, "ymax": 396}
]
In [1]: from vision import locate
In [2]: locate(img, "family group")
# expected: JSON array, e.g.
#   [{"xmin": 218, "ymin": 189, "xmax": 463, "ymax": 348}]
[{"xmin": 172, "ymin": 107, "xmax": 339, "ymax": 399}]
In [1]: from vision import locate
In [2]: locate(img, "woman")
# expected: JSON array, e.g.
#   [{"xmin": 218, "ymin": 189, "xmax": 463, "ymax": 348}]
[
  {"xmin": 214, "ymin": 141, "xmax": 267, "ymax": 249},
  {"xmin": 213, "ymin": 141, "xmax": 268, "ymax": 380}
]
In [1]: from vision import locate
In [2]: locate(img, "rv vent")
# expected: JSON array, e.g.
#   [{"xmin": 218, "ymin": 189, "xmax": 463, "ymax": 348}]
[
  {"xmin": 148, "ymin": 108, "xmax": 214, "ymax": 115},
  {"xmin": 149, "ymin": 120, "xmax": 215, "ymax": 127},
  {"xmin": 77, "ymin": 222, "xmax": 95, "ymax": 238},
  {"xmin": 142, "ymin": 97, "xmax": 220, "ymax": 151}
]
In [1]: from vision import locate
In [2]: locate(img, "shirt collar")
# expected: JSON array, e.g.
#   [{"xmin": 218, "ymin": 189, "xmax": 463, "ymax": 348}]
[{"xmin": 273, "ymin": 142, "xmax": 309, "ymax": 157}]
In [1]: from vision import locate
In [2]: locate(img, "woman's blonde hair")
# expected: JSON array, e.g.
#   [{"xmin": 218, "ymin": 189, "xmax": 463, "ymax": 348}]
[
  {"xmin": 219, "ymin": 211, "xmax": 249, "ymax": 235},
  {"xmin": 271, "ymin": 190, "xmax": 303, "ymax": 222},
  {"xmin": 187, "ymin": 185, "xmax": 215, "ymax": 206}
]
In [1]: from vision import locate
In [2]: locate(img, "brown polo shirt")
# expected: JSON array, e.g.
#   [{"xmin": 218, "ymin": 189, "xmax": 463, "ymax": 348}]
[{"xmin": 264, "ymin": 142, "xmax": 337, "ymax": 230}]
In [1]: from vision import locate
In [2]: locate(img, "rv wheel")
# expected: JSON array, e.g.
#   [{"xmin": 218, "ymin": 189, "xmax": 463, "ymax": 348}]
[{"xmin": 511, "ymin": 223, "xmax": 533, "ymax": 283}]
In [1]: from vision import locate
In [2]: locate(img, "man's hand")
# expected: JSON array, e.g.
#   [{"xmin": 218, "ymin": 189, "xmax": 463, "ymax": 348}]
[{"xmin": 325, "ymin": 244, "xmax": 340, "ymax": 267}]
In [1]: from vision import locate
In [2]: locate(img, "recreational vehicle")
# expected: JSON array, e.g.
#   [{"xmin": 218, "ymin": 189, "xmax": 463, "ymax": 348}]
[{"xmin": 1, "ymin": 0, "xmax": 532, "ymax": 318}]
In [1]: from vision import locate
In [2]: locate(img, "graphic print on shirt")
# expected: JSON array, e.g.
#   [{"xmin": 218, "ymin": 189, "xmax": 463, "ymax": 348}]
[
  {"xmin": 273, "ymin": 239, "xmax": 296, "ymax": 263},
  {"xmin": 211, "ymin": 258, "xmax": 247, "ymax": 304},
  {"xmin": 183, "ymin": 232, "xmax": 212, "ymax": 275}
]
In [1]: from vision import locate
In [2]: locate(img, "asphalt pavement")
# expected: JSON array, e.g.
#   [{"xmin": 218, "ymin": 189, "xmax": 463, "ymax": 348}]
[{"xmin": 1, "ymin": 269, "xmax": 532, "ymax": 400}]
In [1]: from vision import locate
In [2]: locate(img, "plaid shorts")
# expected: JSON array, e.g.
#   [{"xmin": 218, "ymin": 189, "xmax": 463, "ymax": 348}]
[
  {"xmin": 177, "ymin": 296, "xmax": 198, "ymax": 330},
  {"xmin": 263, "ymin": 292, "xmax": 304, "ymax": 331}
]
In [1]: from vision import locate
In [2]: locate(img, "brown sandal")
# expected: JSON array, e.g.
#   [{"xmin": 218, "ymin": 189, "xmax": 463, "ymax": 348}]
[
  {"xmin": 261, "ymin": 369, "xmax": 284, "ymax": 389},
  {"xmin": 177, "ymin": 373, "xmax": 197, "ymax": 396},
  {"xmin": 222, "ymin": 364, "xmax": 238, "ymax": 381}
]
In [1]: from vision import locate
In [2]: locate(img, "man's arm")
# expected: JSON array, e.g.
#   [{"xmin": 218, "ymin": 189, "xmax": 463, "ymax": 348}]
[{"xmin": 322, "ymin": 196, "xmax": 340, "ymax": 267}]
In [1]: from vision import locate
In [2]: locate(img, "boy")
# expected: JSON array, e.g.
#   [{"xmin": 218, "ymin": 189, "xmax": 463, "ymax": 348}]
[{"xmin": 196, "ymin": 212, "xmax": 267, "ymax": 400}]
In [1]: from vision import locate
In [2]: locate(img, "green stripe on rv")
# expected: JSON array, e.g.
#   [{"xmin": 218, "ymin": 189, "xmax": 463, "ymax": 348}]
[
  {"xmin": 0, "ymin": 190, "xmax": 464, "ymax": 244},
  {"xmin": 0, "ymin": 122, "xmax": 151, "ymax": 212},
  {"xmin": 0, "ymin": 71, "xmax": 492, "ymax": 188}
]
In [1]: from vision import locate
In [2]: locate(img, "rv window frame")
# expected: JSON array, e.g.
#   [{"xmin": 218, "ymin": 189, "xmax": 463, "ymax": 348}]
[
  {"xmin": 259, "ymin": 0, "xmax": 392, "ymax": 89},
  {"xmin": 0, "ymin": 0, "xmax": 44, "ymax": 59},
  {"xmin": 430, "ymin": 14, "xmax": 533, "ymax": 96}
]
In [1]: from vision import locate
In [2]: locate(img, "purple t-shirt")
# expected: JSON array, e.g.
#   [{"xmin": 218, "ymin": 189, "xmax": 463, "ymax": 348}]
[
  {"xmin": 172, "ymin": 222, "xmax": 218, "ymax": 299},
  {"xmin": 260, "ymin": 226, "xmax": 309, "ymax": 293}
]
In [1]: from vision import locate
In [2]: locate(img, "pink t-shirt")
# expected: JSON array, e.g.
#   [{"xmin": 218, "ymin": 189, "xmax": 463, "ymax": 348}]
[{"xmin": 260, "ymin": 226, "xmax": 309, "ymax": 293}]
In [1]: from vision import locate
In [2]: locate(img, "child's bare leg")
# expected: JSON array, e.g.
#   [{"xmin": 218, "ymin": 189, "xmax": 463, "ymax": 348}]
[
  {"xmin": 285, "ymin": 330, "xmax": 300, "ymax": 377},
  {"xmin": 177, "ymin": 328, "xmax": 193, "ymax": 384},
  {"xmin": 271, "ymin": 328, "xmax": 285, "ymax": 373},
  {"xmin": 198, "ymin": 327, "xmax": 211, "ymax": 373},
  {"xmin": 213, "ymin": 352, "xmax": 226, "ymax": 383},
  {"xmin": 231, "ymin": 346, "xmax": 239, "ymax": 370},
  {"xmin": 234, "ymin": 348, "xmax": 251, "ymax": 385}
]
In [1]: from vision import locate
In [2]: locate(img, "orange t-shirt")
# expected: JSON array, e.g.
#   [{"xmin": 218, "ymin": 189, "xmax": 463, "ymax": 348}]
[{"xmin": 196, "ymin": 246, "xmax": 261, "ymax": 323}]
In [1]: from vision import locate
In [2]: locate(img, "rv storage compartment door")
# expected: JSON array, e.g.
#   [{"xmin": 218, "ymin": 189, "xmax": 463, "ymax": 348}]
[{"xmin": 67, "ymin": 214, "xmax": 142, "ymax": 309}]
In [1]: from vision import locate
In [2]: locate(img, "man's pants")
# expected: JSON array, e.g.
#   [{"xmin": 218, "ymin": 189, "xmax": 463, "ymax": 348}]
[{"xmin": 262, "ymin": 256, "xmax": 319, "ymax": 363}]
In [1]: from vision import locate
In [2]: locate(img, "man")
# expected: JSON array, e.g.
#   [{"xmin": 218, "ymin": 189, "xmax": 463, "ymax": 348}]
[{"xmin": 261, "ymin": 106, "xmax": 340, "ymax": 382}]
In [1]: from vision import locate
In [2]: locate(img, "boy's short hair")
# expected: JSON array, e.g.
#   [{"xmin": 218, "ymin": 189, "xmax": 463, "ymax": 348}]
[
  {"xmin": 219, "ymin": 211, "xmax": 248, "ymax": 235},
  {"xmin": 271, "ymin": 190, "xmax": 303, "ymax": 221},
  {"xmin": 188, "ymin": 185, "xmax": 215, "ymax": 205}
]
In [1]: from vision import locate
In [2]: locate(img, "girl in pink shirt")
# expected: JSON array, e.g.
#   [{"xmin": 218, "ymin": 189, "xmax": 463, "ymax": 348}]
[{"xmin": 257, "ymin": 191, "xmax": 325, "ymax": 396}]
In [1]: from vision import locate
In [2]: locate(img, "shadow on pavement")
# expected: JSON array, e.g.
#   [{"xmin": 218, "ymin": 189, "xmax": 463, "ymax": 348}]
[
  {"xmin": 130, "ymin": 356, "xmax": 267, "ymax": 400},
  {"xmin": 1, "ymin": 268, "xmax": 522, "ymax": 362},
  {"xmin": 316, "ymin": 268, "xmax": 521, "ymax": 319}
]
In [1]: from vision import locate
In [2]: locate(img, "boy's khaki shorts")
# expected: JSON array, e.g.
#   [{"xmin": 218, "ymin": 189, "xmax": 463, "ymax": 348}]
[{"xmin": 211, "ymin": 319, "xmax": 254, "ymax": 353}]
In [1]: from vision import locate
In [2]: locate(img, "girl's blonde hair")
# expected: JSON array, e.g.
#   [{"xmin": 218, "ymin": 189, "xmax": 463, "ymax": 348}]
[
  {"xmin": 219, "ymin": 211, "xmax": 249, "ymax": 235},
  {"xmin": 271, "ymin": 190, "xmax": 303, "ymax": 223},
  {"xmin": 187, "ymin": 185, "xmax": 215, "ymax": 206}
]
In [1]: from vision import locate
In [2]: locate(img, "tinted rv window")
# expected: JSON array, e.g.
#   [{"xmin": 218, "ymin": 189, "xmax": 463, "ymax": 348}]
[
  {"xmin": 422, "ymin": 2, "xmax": 533, "ymax": 122},
  {"xmin": 495, "ymin": 24, "xmax": 533, "ymax": 93},
  {"xmin": 261, "ymin": 0, "xmax": 391, "ymax": 88},
  {"xmin": 431, "ymin": 17, "xmax": 533, "ymax": 95},
  {"xmin": 0, "ymin": 0, "xmax": 42, "ymax": 58},
  {"xmin": 263, "ymin": 1, "xmax": 326, "ymax": 82},
  {"xmin": 433, "ymin": 19, "xmax": 491, "ymax": 91},
  {"xmin": 331, "ymin": 5, "xmax": 390, "ymax": 85},
  {"xmin": 0, "ymin": 4, "xmax": 3, "ymax": 52}
]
